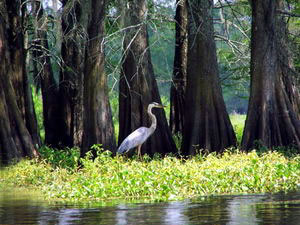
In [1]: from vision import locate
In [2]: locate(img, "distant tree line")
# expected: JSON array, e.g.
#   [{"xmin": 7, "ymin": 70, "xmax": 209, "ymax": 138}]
[{"xmin": 0, "ymin": 0, "xmax": 299, "ymax": 164}]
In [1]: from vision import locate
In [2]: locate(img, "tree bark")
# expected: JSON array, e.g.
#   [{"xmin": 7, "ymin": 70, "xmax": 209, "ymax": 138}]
[
  {"xmin": 6, "ymin": 0, "xmax": 26, "ymax": 115},
  {"xmin": 276, "ymin": 1, "xmax": 300, "ymax": 119},
  {"xmin": 118, "ymin": 0, "xmax": 177, "ymax": 156},
  {"xmin": 81, "ymin": 0, "xmax": 116, "ymax": 157},
  {"xmin": 241, "ymin": 0, "xmax": 300, "ymax": 150},
  {"xmin": 0, "ymin": 1, "xmax": 39, "ymax": 164},
  {"xmin": 32, "ymin": 1, "xmax": 61, "ymax": 147},
  {"xmin": 169, "ymin": 0, "xmax": 188, "ymax": 135},
  {"xmin": 6, "ymin": 0, "xmax": 40, "ymax": 147},
  {"xmin": 59, "ymin": 0, "xmax": 85, "ymax": 147},
  {"xmin": 181, "ymin": 0, "xmax": 236, "ymax": 155}
]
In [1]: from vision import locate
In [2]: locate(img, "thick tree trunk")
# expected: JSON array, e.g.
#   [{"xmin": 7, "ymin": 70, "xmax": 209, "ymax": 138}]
[
  {"xmin": 59, "ymin": 0, "xmax": 85, "ymax": 147},
  {"xmin": 169, "ymin": 0, "xmax": 188, "ymax": 135},
  {"xmin": 0, "ymin": 2, "xmax": 39, "ymax": 164},
  {"xmin": 276, "ymin": 1, "xmax": 300, "ymax": 119},
  {"xmin": 81, "ymin": 0, "xmax": 116, "ymax": 157},
  {"xmin": 32, "ymin": 1, "xmax": 61, "ymax": 147},
  {"xmin": 23, "ymin": 62, "xmax": 41, "ymax": 147},
  {"xmin": 6, "ymin": 0, "xmax": 40, "ymax": 147},
  {"xmin": 241, "ymin": 0, "xmax": 300, "ymax": 150},
  {"xmin": 0, "ymin": 13, "xmax": 19, "ymax": 162},
  {"xmin": 118, "ymin": 0, "xmax": 177, "ymax": 156},
  {"xmin": 6, "ymin": 0, "xmax": 26, "ymax": 115},
  {"xmin": 181, "ymin": 0, "xmax": 236, "ymax": 155}
]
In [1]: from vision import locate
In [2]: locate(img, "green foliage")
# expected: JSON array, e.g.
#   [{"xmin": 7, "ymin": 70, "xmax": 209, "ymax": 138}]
[
  {"xmin": 1, "ymin": 148, "xmax": 300, "ymax": 203},
  {"xmin": 32, "ymin": 90, "xmax": 45, "ymax": 141},
  {"xmin": 173, "ymin": 134, "xmax": 182, "ymax": 151},
  {"xmin": 230, "ymin": 113, "xmax": 246, "ymax": 145},
  {"xmin": 39, "ymin": 146, "xmax": 80, "ymax": 170},
  {"xmin": 109, "ymin": 92, "xmax": 119, "ymax": 141},
  {"xmin": 214, "ymin": 0, "xmax": 251, "ymax": 113},
  {"xmin": 161, "ymin": 95, "xmax": 170, "ymax": 121}
]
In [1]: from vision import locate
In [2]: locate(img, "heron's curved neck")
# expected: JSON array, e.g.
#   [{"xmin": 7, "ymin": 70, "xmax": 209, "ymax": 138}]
[{"xmin": 147, "ymin": 105, "xmax": 157, "ymax": 130}]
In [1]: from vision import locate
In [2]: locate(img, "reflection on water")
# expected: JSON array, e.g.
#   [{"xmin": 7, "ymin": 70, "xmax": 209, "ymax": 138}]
[
  {"xmin": 1, "ymin": 189, "xmax": 300, "ymax": 224},
  {"xmin": 227, "ymin": 196, "xmax": 262, "ymax": 224}
]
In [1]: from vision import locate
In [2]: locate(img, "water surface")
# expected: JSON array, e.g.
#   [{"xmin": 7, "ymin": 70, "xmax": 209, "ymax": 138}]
[{"xmin": 1, "ymin": 189, "xmax": 300, "ymax": 224}]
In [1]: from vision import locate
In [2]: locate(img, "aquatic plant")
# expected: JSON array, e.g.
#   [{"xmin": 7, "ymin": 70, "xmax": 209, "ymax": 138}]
[{"xmin": 1, "ymin": 147, "xmax": 300, "ymax": 203}]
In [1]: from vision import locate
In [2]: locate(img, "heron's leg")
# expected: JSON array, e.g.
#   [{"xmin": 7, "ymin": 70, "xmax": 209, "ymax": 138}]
[{"xmin": 137, "ymin": 145, "xmax": 142, "ymax": 160}]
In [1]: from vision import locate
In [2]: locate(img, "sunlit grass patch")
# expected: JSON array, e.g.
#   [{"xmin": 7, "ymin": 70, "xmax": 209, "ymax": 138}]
[
  {"xmin": 230, "ymin": 113, "xmax": 246, "ymax": 144},
  {"xmin": 1, "ymin": 148, "xmax": 300, "ymax": 203}
]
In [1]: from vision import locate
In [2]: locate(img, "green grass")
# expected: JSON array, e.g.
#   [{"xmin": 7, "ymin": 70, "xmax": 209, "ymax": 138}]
[
  {"xmin": 1, "ymin": 146, "xmax": 300, "ymax": 203},
  {"xmin": 230, "ymin": 113, "xmax": 246, "ymax": 145}
]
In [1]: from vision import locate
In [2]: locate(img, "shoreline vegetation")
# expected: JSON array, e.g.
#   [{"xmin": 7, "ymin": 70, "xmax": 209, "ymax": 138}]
[
  {"xmin": 1, "ymin": 145, "xmax": 300, "ymax": 204},
  {"xmin": 1, "ymin": 114, "xmax": 299, "ymax": 204}
]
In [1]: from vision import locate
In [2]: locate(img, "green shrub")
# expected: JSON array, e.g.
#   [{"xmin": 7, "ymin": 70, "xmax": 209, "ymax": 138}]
[{"xmin": 39, "ymin": 146, "xmax": 80, "ymax": 170}]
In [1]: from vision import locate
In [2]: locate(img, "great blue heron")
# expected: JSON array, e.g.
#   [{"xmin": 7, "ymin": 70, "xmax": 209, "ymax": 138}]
[{"xmin": 117, "ymin": 102, "xmax": 165, "ymax": 158}]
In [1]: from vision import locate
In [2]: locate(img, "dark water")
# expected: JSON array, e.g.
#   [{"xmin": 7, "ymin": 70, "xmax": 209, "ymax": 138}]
[{"xmin": 1, "ymin": 190, "xmax": 300, "ymax": 225}]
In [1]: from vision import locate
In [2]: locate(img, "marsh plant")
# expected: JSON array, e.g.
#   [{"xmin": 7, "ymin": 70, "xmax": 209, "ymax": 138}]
[{"xmin": 1, "ymin": 145, "xmax": 300, "ymax": 203}]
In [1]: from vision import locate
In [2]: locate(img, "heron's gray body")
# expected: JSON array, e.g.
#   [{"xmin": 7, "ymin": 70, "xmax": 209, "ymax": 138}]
[
  {"xmin": 117, "ymin": 126, "xmax": 155, "ymax": 154},
  {"xmin": 117, "ymin": 102, "xmax": 164, "ymax": 157}
]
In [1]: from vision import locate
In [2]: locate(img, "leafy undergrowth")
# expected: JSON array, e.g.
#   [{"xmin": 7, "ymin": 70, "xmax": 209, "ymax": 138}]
[{"xmin": 1, "ymin": 147, "xmax": 300, "ymax": 203}]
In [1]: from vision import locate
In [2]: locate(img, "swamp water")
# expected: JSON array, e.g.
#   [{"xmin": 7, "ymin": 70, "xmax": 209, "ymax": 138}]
[{"xmin": 1, "ymin": 189, "xmax": 300, "ymax": 224}]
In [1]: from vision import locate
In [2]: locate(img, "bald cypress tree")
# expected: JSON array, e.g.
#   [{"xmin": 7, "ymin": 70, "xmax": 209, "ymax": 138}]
[
  {"xmin": 241, "ymin": 0, "xmax": 300, "ymax": 150},
  {"xmin": 181, "ymin": 0, "xmax": 236, "ymax": 155},
  {"xmin": 81, "ymin": 0, "xmax": 116, "ymax": 157},
  {"xmin": 170, "ymin": 0, "xmax": 188, "ymax": 135},
  {"xmin": 58, "ymin": 0, "xmax": 86, "ymax": 147},
  {"xmin": 118, "ymin": 0, "xmax": 177, "ymax": 156},
  {"xmin": 0, "ymin": 0, "xmax": 39, "ymax": 163}
]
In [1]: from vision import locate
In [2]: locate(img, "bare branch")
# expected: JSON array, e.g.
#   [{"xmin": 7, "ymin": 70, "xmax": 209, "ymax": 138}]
[{"xmin": 277, "ymin": 9, "xmax": 300, "ymax": 18}]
